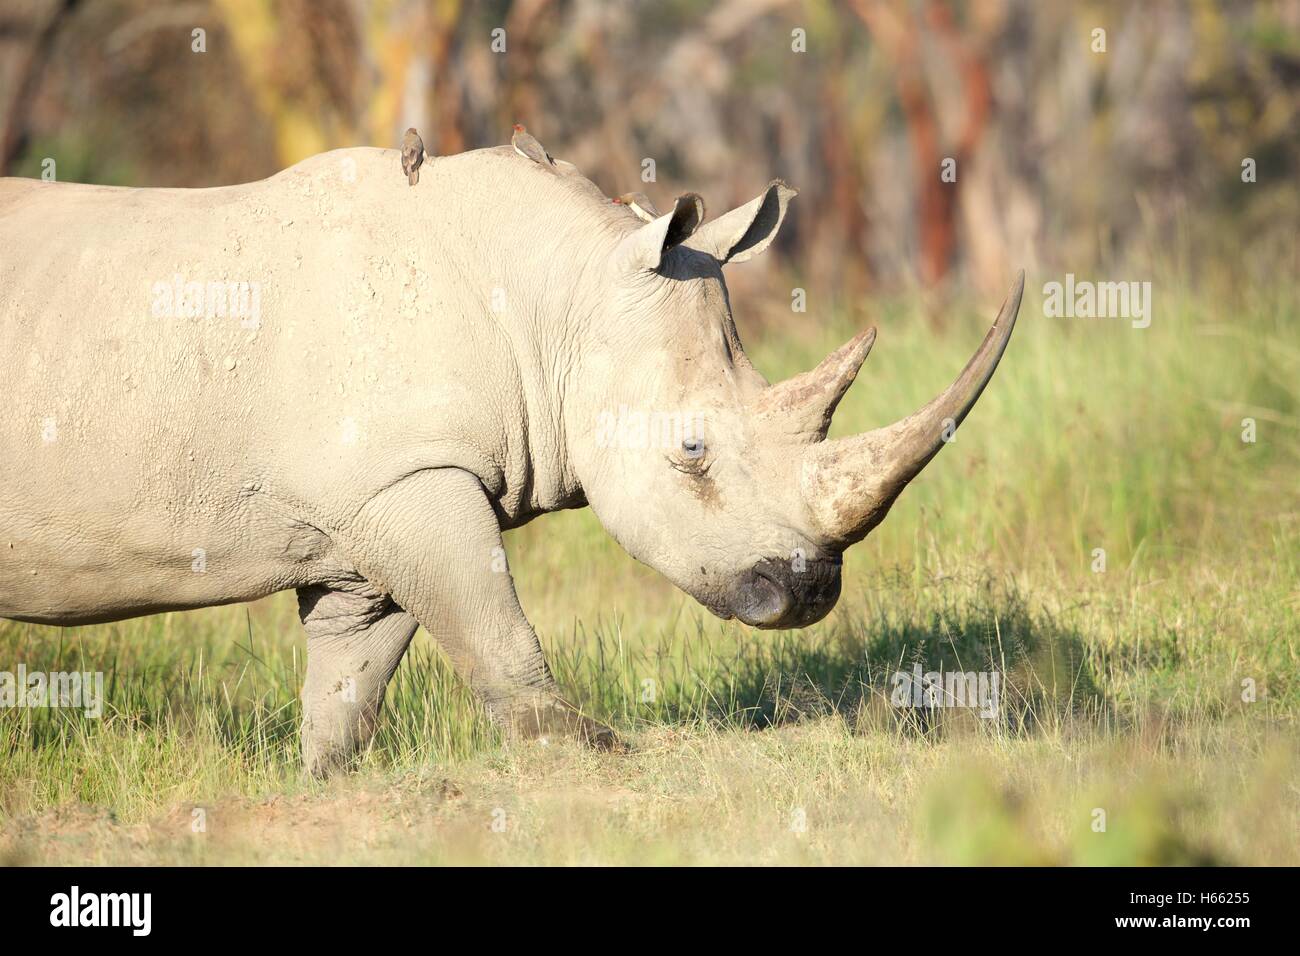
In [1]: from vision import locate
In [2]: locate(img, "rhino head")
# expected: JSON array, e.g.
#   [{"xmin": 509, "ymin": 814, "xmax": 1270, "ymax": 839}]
[{"xmin": 568, "ymin": 181, "xmax": 1022, "ymax": 629}]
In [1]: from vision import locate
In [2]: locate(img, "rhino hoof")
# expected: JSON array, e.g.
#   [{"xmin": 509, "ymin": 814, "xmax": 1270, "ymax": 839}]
[{"xmin": 504, "ymin": 695, "xmax": 625, "ymax": 753}]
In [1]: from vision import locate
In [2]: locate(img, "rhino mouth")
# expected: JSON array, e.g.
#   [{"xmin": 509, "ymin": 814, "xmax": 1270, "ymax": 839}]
[{"xmin": 727, "ymin": 555, "xmax": 842, "ymax": 629}]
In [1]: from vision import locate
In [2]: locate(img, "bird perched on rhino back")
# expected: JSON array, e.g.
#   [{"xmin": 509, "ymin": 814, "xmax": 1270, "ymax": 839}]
[
  {"xmin": 613, "ymin": 192, "xmax": 659, "ymax": 222},
  {"xmin": 400, "ymin": 127, "xmax": 424, "ymax": 186},
  {"xmin": 511, "ymin": 123, "xmax": 556, "ymax": 170}
]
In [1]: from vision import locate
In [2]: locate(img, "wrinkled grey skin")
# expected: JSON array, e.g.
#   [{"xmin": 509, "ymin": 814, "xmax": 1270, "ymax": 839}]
[{"xmin": 0, "ymin": 146, "xmax": 1021, "ymax": 774}]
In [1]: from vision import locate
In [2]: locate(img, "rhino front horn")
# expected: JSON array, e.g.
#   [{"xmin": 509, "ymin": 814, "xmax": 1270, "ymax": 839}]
[{"xmin": 801, "ymin": 270, "xmax": 1025, "ymax": 546}]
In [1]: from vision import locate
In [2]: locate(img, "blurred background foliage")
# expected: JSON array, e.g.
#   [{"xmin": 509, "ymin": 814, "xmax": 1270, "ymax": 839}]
[{"xmin": 1, "ymin": 0, "xmax": 1296, "ymax": 303}]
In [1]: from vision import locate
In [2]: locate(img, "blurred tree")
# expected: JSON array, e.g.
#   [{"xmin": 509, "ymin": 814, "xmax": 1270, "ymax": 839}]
[
  {"xmin": 212, "ymin": 0, "xmax": 363, "ymax": 163},
  {"xmin": 2, "ymin": 0, "xmax": 1295, "ymax": 300},
  {"xmin": 852, "ymin": 0, "xmax": 991, "ymax": 291},
  {"xmin": 0, "ymin": 0, "xmax": 79, "ymax": 173}
]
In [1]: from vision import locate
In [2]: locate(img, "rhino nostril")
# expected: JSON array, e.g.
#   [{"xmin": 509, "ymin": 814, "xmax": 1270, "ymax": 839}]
[{"xmin": 733, "ymin": 567, "xmax": 792, "ymax": 627}]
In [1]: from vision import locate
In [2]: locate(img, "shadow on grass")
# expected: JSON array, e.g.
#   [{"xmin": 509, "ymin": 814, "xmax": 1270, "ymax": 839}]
[
  {"xmin": 3, "ymin": 571, "xmax": 1114, "ymax": 774},
  {"xmin": 556, "ymin": 570, "xmax": 1112, "ymax": 742}
]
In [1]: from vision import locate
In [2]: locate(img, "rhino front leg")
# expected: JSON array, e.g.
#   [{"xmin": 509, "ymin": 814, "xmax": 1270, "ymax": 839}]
[
  {"xmin": 342, "ymin": 467, "xmax": 620, "ymax": 750},
  {"xmin": 297, "ymin": 585, "xmax": 419, "ymax": 777}
]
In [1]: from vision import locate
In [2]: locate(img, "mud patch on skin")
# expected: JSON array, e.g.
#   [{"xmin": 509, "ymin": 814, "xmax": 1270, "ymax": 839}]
[{"xmin": 687, "ymin": 471, "xmax": 720, "ymax": 507}]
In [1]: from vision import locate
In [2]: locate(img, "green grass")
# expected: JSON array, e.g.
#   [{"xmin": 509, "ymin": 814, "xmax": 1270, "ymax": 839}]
[{"xmin": 1, "ymin": 265, "xmax": 1296, "ymax": 865}]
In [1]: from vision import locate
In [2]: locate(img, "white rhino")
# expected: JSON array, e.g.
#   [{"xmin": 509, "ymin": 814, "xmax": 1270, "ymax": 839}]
[{"xmin": 0, "ymin": 145, "xmax": 1022, "ymax": 774}]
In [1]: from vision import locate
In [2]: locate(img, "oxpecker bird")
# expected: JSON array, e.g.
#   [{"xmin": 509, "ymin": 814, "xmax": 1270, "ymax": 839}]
[
  {"xmin": 614, "ymin": 192, "xmax": 659, "ymax": 222},
  {"xmin": 400, "ymin": 128, "xmax": 424, "ymax": 186},
  {"xmin": 511, "ymin": 124, "xmax": 556, "ymax": 169}
]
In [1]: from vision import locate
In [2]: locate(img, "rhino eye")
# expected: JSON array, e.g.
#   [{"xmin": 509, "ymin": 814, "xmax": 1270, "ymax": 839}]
[{"xmin": 682, "ymin": 438, "xmax": 705, "ymax": 459}]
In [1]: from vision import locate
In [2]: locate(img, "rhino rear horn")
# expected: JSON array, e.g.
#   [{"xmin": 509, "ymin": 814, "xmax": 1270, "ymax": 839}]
[
  {"xmin": 800, "ymin": 271, "xmax": 1024, "ymax": 546},
  {"xmin": 753, "ymin": 327, "xmax": 876, "ymax": 441}
]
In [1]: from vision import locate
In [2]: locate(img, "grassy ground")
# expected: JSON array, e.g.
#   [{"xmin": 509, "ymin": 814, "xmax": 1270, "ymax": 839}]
[{"xmin": 1, "ymin": 264, "xmax": 1296, "ymax": 865}]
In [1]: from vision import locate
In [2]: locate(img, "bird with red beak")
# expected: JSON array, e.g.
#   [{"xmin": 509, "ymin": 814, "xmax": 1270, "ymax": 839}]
[{"xmin": 511, "ymin": 124, "xmax": 556, "ymax": 169}]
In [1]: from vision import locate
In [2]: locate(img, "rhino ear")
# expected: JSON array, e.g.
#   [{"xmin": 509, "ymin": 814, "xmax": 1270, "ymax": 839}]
[
  {"xmin": 613, "ymin": 193, "xmax": 706, "ymax": 273},
  {"xmin": 686, "ymin": 180, "xmax": 796, "ymax": 265},
  {"xmin": 664, "ymin": 192, "xmax": 705, "ymax": 248}
]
